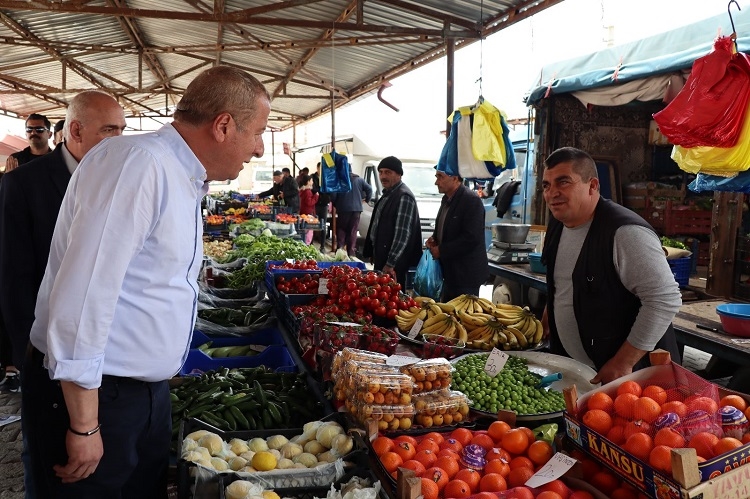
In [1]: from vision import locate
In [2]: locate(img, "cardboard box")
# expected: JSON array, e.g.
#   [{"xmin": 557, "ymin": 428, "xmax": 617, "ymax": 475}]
[{"xmin": 564, "ymin": 362, "xmax": 750, "ymax": 498}]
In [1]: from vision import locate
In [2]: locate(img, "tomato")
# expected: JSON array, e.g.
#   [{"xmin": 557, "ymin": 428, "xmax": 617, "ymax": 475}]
[
  {"xmin": 386, "ymin": 308, "xmax": 399, "ymax": 319},
  {"xmin": 370, "ymin": 298, "xmax": 380, "ymax": 309},
  {"xmin": 392, "ymin": 282, "xmax": 402, "ymax": 292},
  {"xmin": 386, "ymin": 300, "xmax": 397, "ymax": 310},
  {"xmin": 346, "ymin": 279, "xmax": 357, "ymax": 291},
  {"xmin": 361, "ymin": 296, "xmax": 371, "ymax": 307},
  {"xmin": 351, "ymin": 289, "xmax": 360, "ymax": 298},
  {"xmin": 375, "ymin": 305, "xmax": 387, "ymax": 317},
  {"xmin": 378, "ymin": 275, "xmax": 390, "ymax": 285},
  {"xmin": 378, "ymin": 291, "xmax": 389, "ymax": 301},
  {"xmin": 365, "ymin": 272, "xmax": 377, "ymax": 285}
]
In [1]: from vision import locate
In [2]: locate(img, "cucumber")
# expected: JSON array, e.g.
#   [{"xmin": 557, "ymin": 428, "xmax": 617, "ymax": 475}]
[
  {"xmin": 267, "ymin": 402, "xmax": 284, "ymax": 426},
  {"xmin": 222, "ymin": 408, "xmax": 237, "ymax": 431},
  {"xmin": 253, "ymin": 380, "xmax": 267, "ymax": 407},
  {"xmin": 229, "ymin": 406, "xmax": 250, "ymax": 430},
  {"xmin": 261, "ymin": 410, "xmax": 273, "ymax": 429}
]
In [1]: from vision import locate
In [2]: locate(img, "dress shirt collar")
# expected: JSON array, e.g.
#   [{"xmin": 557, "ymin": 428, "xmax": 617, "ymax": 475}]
[
  {"xmin": 60, "ymin": 143, "xmax": 78, "ymax": 175},
  {"xmin": 159, "ymin": 123, "xmax": 209, "ymax": 190}
]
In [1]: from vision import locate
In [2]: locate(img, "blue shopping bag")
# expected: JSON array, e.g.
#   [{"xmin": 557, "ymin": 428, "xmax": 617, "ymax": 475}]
[{"xmin": 414, "ymin": 249, "xmax": 443, "ymax": 300}]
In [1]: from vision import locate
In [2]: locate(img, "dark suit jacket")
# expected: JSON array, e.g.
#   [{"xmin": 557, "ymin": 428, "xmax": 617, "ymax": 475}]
[
  {"xmin": 433, "ymin": 184, "xmax": 489, "ymax": 290},
  {"xmin": 0, "ymin": 145, "xmax": 71, "ymax": 366}
]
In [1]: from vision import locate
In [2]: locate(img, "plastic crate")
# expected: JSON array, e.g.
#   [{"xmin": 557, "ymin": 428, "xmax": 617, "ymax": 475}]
[
  {"xmin": 179, "ymin": 345, "xmax": 296, "ymax": 375},
  {"xmin": 668, "ymin": 257, "xmax": 691, "ymax": 287},
  {"xmin": 189, "ymin": 328, "xmax": 284, "ymax": 350}
]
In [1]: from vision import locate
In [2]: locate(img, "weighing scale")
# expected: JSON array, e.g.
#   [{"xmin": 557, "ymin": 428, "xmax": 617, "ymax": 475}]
[{"xmin": 487, "ymin": 240, "xmax": 536, "ymax": 264}]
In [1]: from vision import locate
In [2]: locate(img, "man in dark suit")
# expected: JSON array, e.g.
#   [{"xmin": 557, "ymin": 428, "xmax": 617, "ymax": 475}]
[
  {"xmin": 0, "ymin": 90, "xmax": 126, "ymax": 381},
  {"xmin": 426, "ymin": 170, "xmax": 489, "ymax": 301}
]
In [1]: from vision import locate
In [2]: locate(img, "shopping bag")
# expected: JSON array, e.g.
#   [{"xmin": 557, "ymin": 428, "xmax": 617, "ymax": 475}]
[
  {"xmin": 414, "ymin": 249, "xmax": 443, "ymax": 301},
  {"xmin": 320, "ymin": 151, "xmax": 352, "ymax": 194},
  {"xmin": 689, "ymin": 170, "xmax": 750, "ymax": 193}
]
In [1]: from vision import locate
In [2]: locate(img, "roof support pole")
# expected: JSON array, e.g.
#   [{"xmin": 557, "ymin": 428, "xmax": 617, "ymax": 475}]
[{"xmin": 445, "ymin": 35, "xmax": 454, "ymax": 138}]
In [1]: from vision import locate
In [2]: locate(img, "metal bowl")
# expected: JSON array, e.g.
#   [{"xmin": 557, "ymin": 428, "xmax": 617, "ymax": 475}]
[{"xmin": 492, "ymin": 223, "xmax": 531, "ymax": 244}]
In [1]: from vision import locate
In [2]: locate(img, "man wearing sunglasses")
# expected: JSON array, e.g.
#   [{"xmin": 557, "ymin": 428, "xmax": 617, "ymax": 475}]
[{"xmin": 5, "ymin": 114, "xmax": 53, "ymax": 172}]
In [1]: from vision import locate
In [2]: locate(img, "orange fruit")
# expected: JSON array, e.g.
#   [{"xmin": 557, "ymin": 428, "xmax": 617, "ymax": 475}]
[
  {"xmin": 689, "ymin": 432, "xmax": 719, "ymax": 460},
  {"xmin": 617, "ymin": 380, "xmax": 643, "ymax": 397},
  {"xmin": 743, "ymin": 433, "xmax": 750, "ymax": 444},
  {"xmin": 582, "ymin": 409, "xmax": 613, "ymax": 434},
  {"xmin": 475, "ymin": 493, "xmax": 502, "ymax": 499},
  {"xmin": 434, "ymin": 456, "xmax": 460, "ymax": 479},
  {"xmin": 422, "ymin": 466, "xmax": 449, "ymax": 491},
  {"xmin": 488, "ymin": 421, "xmax": 512, "ymax": 442},
  {"xmin": 450, "ymin": 428, "xmax": 474, "ymax": 447},
  {"xmin": 714, "ymin": 437, "xmax": 743, "ymax": 456},
  {"xmin": 569, "ymin": 492, "xmax": 595, "ymax": 499},
  {"xmin": 579, "ymin": 455, "xmax": 602, "ymax": 477},
  {"xmin": 687, "ymin": 396, "xmax": 719, "ymax": 415},
  {"xmin": 745, "ymin": 405, "xmax": 750, "ymax": 422},
  {"xmin": 587, "ymin": 392, "xmax": 614, "ymax": 413},
  {"xmin": 537, "ymin": 492, "xmax": 564, "ymax": 499},
  {"xmin": 440, "ymin": 438, "xmax": 464, "ymax": 454},
  {"xmin": 438, "ymin": 448, "xmax": 461, "ymax": 461},
  {"xmin": 484, "ymin": 459, "xmax": 510, "ymax": 477},
  {"xmin": 654, "ymin": 428, "xmax": 685, "ymax": 448},
  {"xmin": 622, "ymin": 420, "xmax": 652, "ymax": 440},
  {"xmin": 444, "ymin": 479, "xmax": 472, "ymax": 498},
  {"xmin": 506, "ymin": 488, "xmax": 535, "ymax": 499},
  {"xmin": 502, "ymin": 428, "xmax": 530, "ymax": 455},
  {"xmin": 420, "ymin": 477, "xmax": 439, "ymax": 499},
  {"xmin": 393, "ymin": 441, "xmax": 416, "ymax": 461},
  {"xmin": 372, "ymin": 436, "xmax": 394, "ymax": 456},
  {"xmin": 539, "ymin": 479, "xmax": 571, "ymax": 499},
  {"xmin": 661, "ymin": 400, "xmax": 688, "ymax": 418},
  {"xmin": 454, "ymin": 468, "xmax": 482, "ymax": 492},
  {"xmin": 611, "ymin": 487, "xmax": 639, "ymax": 499},
  {"xmin": 401, "ymin": 459, "xmax": 426, "ymax": 475},
  {"xmin": 471, "ymin": 433, "xmax": 496, "ymax": 452},
  {"xmin": 507, "ymin": 466, "xmax": 535, "ymax": 487},
  {"xmin": 509, "ymin": 455, "xmax": 535, "ymax": 470},
  {"xmin": 614, "ymin": 393, "xmax": 639, "ymax": 419},
  {"xmin": 527, "ymin": 440, "xmax": 554, "ymax": 466},
  {"xmin": 624, "ymin": 432, "xmax": 653, "ymax": 462},
  {"xmin": 720, "ymin": 395, "xmax": 748, "ymax": 412},
  {"xmin": 394, "ymin": 434, "xmax": 418, "ymax": 447},
  {"xmin": 519, "ymin": 426, "xmax": 536, "ymax": 443},
  {"xmin": 417, "ymin": 438, "xmax": 440, "ymax": 454},
  {"xmin": 633, "ymin": 397, "xmax": 662, "ymax": 424},
  {"xmin": 422, "ymin": 432, "xmax": 446, "ymax": 445},
  {"xmin": 590, "ymin": 470, "xmax": 620, "ymax": 495},
  {"xmin": 606, "ymin": 425, "xmax": 626, "ymax": 445},
  {"xmin": 642, "ymin": 385, "xmax": 668, "ymax": 406},
  {"xmin": 414, "ymin": 449, "xmax": 437, "ymax": 469},
  {"xmin": 649, "ymin": 445, "xmax": 673, "ymax": 474},
  {"xmin": 485, "ymin": 447, "xmax": 511, "ymax": 462},
  {"xmin": 479, "ymin": 472, "xmax": 508, "ymax": 492},
  {"xmin": 380, "ymin": 451, "xmax": 403, "ymax": 473}
]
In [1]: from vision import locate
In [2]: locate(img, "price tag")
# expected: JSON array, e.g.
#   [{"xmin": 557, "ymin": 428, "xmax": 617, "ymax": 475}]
[
  {"xmin": 285, "ymin": 258, "xmax": 295, "ymax": 264},
  {"xmin": 524, "ymin": 452, "xmax": 578, "ymax": 488},
  {"xmin": 408, "ymin": 318, "xmax": 424, "ymax": 339},
  {"xmin": 317, "ymin": 278, "xmax": 329, "ymax": 294},
  {"xmin": 386, "ymin": 354, "xmax": 419, "ymax": 366},
  {"xmin": 483, "ymin": 348, "xmax": 509, "ymax": 378}
]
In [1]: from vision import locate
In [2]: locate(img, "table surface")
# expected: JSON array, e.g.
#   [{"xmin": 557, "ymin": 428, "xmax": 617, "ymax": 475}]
[{"xmin": 488, "ymin": 262, "xmax": 548, "ymax": 292}]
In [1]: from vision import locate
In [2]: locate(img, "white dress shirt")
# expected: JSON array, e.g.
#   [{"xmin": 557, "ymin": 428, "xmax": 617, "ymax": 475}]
[{"xmin": 30, "ymin": 123, "xmax": 208, "ymax": 389}]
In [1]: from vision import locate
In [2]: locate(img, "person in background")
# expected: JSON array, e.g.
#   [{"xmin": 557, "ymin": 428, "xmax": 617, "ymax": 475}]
[
  {"xmin": 363, "ymin": 156, "xmax": 422, "ymax": 286},
  {"xmin": 282, "ymin": 167, "xmax": 291, "ymax": 178},
  {"xmin": 298, "ymin": 174, "xmax": 318, "ymax": 245},
  {"xmin": 295, "ymin": 166, "xmax": 309, "ymax": 187},
  {"xmin": 311, "ymin": 162, "xmax": 331, "ymax": 253},
  {"xmin": 53, "ymin": 120, "xmax": 65, "ymax": 146},
  {"xmin": 426, "ymin": 170, "xmax": 488, "ymax": 301},
  {"xmin": 540, "ymin": 147, "xmax": 682, "ymax": 385},
  {"xmin": 258, "ymin": 169, "xmax": 299, "ymax": 213},
  {"xmin": 5, "ymin": 113, "xmax": 53, "ymax": 172},
  {"xmin": 23, "ymin": 66, "xmax": 270, "ymax": 498},
  {"xmin": 330, "ymin": 170, "xmax": 372, "ymax": 257}
]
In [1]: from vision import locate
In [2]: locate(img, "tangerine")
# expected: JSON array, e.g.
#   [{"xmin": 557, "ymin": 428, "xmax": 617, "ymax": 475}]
[
  {"xmin": 714, "ymin": 437, "xmax": 743, "ymax": 455},
  {"xmin": 394, "ymin": 441, "xmax": 416, "ymax": 461},
  {"xmin": 505, "ymin": 487, "xmax": 535, "ymax": 499},
  {"xmin": 417, "ymin": 438, "xmax": 440, "ymax": 454},
  {"xmin": 380, "ymin": 451, "xmax": 403, "ymax": 473},
  {"xmin": 485, "ymin": 447, "xmax": 511, "ymax": 462},
  {"xmin": 689, "ymin": 432, "xmax": 719, "ymax": 460},
  {"xmin": 590, "ymin": 470, "xmax": 620, "ymax": 495},
  {"xmin": 611, "ymin": 487, "xmax": 639, "ymax": 499},
  {"xmin": 743, "ymin": 433, "xmax": 750, "ymax": 444},
  {"xmin": 720, "ymin": 394, "xmax": 748, "ymax": 412},
  {"xmin": 606, "ymin": 425, "xmax": 626, "ymax": 445},
  {"xmin": 440, "ymin": 438, "xmax": 464, "ymax": 454},
  {"xmin": 527, "ymin": 440, "xmax": 554, "ymax": 466},
  {"xmin": 687, "ymin": 396, "xmax": 719, "ymax": 415},
  {"xmin": 372, "ymin": 436, "xmax": 394, "ymax": 456},
  {"xmin": 434, "ymin": 456, "xmax": 460, "ymax": 479},
  {"xmin": 474, "ymin": 493, "xmax": 502, "ymax": 499},
  {"xmin": 423, "ymin": 466, "xmax": 450, "ymax": 491},
  {"xmin": 649, "ymin": 445, "xmax": 673, "ymax": 474},
  {"xmin": 633, "ymin": 397, "xmax": 662, "ymax": 424},
  {"xmin": 519, "ymin": 426, "xmax": 536, "ymax": 443},
  {"xmin": 745, "ymin": 405, "xmax": 750, "ymax": 422},
  {"xmin": 502, "ymin": 428, "xmax": 530, "ymax": 455},
  {"xmin": 507, "ymin": 466, "xmax": 535, "ymax": 488},
  {"xmin": 622, "ymin": 420, "xmax": 652, "ymax": 440},
  {"xmin": 617, "ymin": 380, "xmax": 643, "ymax": 397},
  {"xmin": 582, "ymin": 409, "xmax": 613, "ymax": 434},
  {"xmin": 661, "ymin": 400, "xmax": 688, "ymax": 418},
  {"xmin": 587, "ymin": 392, "xmax": 614, "ymax": 413},
  {"xmin": 539, "ymin": 479, "xmax": 571, "ymax": 498},
  {"xmin": 488, "ymin": 420, "xmax": 512, "ymax": 442},
  {"xmin": 450, "ymin": 427, "xmax": 474, "ymax": 447},
  {"xmin": 444, "ymin": 479, "xmax": 472, "ymax": 498},
  {"xmin": 578, "ymin": 455, "xmax": 601, "ymax": 476},
  {"xmin": 509, "ymin": 455, "xmax": 534, "ymax": 470},
  {"xmin": 654, "ymin": 428, "xmax": 685, "ymax": 448},
  {"xmin": 470, "ymin": 433, "xmax": 496, "ymax": 452},
  {"xmin": 614, "ymin": 393, "xmax": 639, "ymax": 419},
  {"xmin": 642, "ymin": 385, "xmax": 668, "ymax": 405},
  {"xmin": 394, "ymin": 435, "xmax": 418, "ymax": 447},
  {"xmin": 438, "ymin": 448, "xmax": 461, "ymax": 461},
  {"xmin": 400, "ymin": 459, "xmax": 426, "ymax": 475},
  {"xmin": 422, "ymin": 431, "xmax": 446, "ymax": 445},
  {"xmin": 536, "ymin": 492, "xmax": 564, "ymax": 499},
  {"xmin": 484, "ymin": 459, "xmax": 511, "ymax": 477},
  {"xmin": 420, "ymin": 477, "xmax": 439, "ymax": 499},
  {"xmin": 479, "ymin": 473, "xmax": 508, "ymax": 492},
  {"xmin": 414, "ymin": 449, "xmax": 437, "ymax": 469},
  {"xmin": 454, "ymin": 468, "xmax": 482, "ymax": 492},
  {"xmin": 569, "ymin": 492, "xmax": 595, "ymax": 499},
  {"xmin": 624, "ymin": 432, "xmax": 653, "ymax": 462}
]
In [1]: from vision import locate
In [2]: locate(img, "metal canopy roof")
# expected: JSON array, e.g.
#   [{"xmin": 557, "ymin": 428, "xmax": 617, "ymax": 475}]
[{"xmin": 0, "ymin": 0, "xmax": 562, "ymax": 130}]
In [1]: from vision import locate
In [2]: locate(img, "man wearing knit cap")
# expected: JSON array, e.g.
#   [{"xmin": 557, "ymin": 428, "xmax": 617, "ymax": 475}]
[{"xmin": 363, "ymin": 156, "xmax": 423, "ymax": 287}]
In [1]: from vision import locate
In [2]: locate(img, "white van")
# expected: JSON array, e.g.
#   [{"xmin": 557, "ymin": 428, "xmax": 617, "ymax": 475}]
[{"xmin": 249, "ymin": 166, "xmax": 274, "ymax": 194}]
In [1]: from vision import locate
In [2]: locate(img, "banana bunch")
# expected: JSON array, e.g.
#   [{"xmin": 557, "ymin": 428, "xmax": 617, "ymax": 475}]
[
  {"xmin": 420, "ymin": 311, "xmax": 467, "ymax": 343},
  {"xmin": 491, "ymin": 304, "xmax": 544, "ymax": 346},
  {"xmin": 446, "ymin": 294, "xmax": 496, "ymax": 315},
  {"xmin": 395, "ymin": 297, "xmax": 457, "ymax": 335}
]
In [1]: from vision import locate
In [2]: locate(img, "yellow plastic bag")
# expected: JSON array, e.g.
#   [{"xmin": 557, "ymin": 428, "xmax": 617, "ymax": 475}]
[
  {"xmin": 471, "ymin": 100, "xmax": 507, "ymax": 165},
  {"xmin": 672, "ymin": 101, "xmax": 750, "ymax": 177}
]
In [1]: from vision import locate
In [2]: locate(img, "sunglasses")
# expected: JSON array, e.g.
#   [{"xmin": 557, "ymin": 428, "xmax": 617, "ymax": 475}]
[{"xmin": 26, "ymin": 126, "xmax": 49, "ymax": 133}]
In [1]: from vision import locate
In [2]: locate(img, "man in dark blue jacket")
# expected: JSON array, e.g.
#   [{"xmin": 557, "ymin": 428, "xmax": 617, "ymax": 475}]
[{"xmin": 331, "ymin": 172, "xmax": 372, "ymax": 256}]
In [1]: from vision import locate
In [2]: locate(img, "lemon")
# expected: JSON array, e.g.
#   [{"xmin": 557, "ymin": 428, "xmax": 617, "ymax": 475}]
[
  {"xmin": 251, "ymin": 451, "xmax": 278, "ymax": 471},
  {"xmin": 262, "ymin": 492, "xmax": 281, "ymax": 499}
]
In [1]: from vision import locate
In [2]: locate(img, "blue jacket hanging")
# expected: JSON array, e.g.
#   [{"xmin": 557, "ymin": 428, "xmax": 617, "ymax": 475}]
[{"xmin": 320, "ymin": 151, "xmax": 352, "ymax": 194}]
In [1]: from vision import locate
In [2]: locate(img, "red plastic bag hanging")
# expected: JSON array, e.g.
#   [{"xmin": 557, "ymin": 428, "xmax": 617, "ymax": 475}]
[{"xmin": 653, "ymin": 36, "xmax": 750, "ymax": 148}]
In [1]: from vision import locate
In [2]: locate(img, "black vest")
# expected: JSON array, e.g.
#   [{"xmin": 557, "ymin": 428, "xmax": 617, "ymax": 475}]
[{"xmin": 542, "ymin": 198, "xmax": 681, "ymax": 370}]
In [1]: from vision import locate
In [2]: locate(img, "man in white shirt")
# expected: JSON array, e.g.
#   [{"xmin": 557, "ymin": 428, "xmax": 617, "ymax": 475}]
[{"xmin": 23, "ymin": 66, "xmax": 271, "ymax": 498}]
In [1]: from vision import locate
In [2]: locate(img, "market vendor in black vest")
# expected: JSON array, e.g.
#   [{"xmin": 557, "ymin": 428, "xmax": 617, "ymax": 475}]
[{"xmin": 540, "ymin": 147, "xmax": 682, "ymax": 385}]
